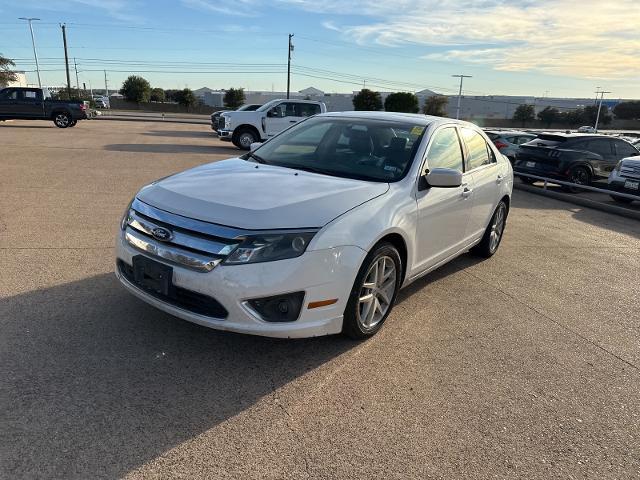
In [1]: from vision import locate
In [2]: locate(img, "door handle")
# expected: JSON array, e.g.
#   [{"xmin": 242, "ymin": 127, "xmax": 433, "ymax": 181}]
[
  {"xmin": 462, "ymin": 184, "xmax": 473, "ymax": 198},
  {"xmin": 496, "ymin": 174, "xmax": 504, "ymax": 184}
]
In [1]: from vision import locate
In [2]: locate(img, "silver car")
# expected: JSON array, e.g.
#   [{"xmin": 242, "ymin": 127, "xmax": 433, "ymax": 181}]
[
  {"xmin": 608, "ymin": 155, "xmax": 640, "ymax": 204},
  {"xmin": 485, "ymin": 130, "xmax": 537, "ymax": 164}
]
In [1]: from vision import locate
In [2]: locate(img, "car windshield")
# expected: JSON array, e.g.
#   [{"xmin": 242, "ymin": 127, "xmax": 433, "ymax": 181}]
[
  {"xmin": 256, "ymin": 100, "xmax": 281, "ymax": 112},
  {"xmin": 247, "ymin": 116, "xmax": 427, "ymax": 182}
]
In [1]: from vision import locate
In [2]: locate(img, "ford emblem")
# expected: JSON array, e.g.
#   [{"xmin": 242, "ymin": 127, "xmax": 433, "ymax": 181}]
[{"xmin": 151, "ymin": 227, "xmax": 172, "ymax": 242}]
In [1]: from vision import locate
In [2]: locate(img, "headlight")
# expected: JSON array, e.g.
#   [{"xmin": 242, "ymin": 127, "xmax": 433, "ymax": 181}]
[
  {"xmin": 614, "ymin": 161, "xmax": 622, "ymax": 173},
  {"xmin": 120, "ymin": 198, "xmax": 134, "ymax": 230},
  {"xmin": 224, "ymin": 232, "xmax": 316, "ymax": 265},
  {"xmin": 223, "ymin": 116, "xmax": 230, "ymax": 128}
]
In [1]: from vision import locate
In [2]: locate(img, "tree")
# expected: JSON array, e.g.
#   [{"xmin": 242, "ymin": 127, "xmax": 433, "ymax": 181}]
[
  {"xmin": 119, "ymin": 75, "xmax": 151, "ymax": 103},
  {"xmin": 223, "ymin": 88, "xmax": 245, "ymax": 109},
  {"xmin": 584, "ymin": 104, "xmax": 612, "ymax": 126},
  {"xmin": 149, "ymin": 87, "xmax": 165, "ymax": 102},
  {"xmin": 0, "ymin": 54, "xmax": 17, "ymax": 87},
  {"xmin": 513, "ymin": 104, "xmax": 535, "ymax": 126},
  {"xmin": 422, "ymin": 95, "xmax": 449, "ymax": 116},
  {"xmin": 173, "ymin": 88, "xmax": 197, "ymax": 108},
  {"xmin": 384, "ymin": 92, "xmax": 419, "ymax": 113},
  {"xmin": 613, "ymin": 101, "xmax": 640, "ymax": 120},
  {"xmin": 564, "ymin": 108, "xmax": 586, "ymax": 126},
  {"xmin": 537, "ymin": 106, "xmax": 560, "ymax": 127},
  {"xmin": 352, "ymin": 88, "xmax": 382, "ymax": 111}
]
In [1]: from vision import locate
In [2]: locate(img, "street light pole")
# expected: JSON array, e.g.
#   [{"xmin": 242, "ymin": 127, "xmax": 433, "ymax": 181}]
[
  {"xmin": 18, "ymin": 17, "xmax": 42, "ymax": 88},
  {"xmin": 287, "ymin": 33, "xmax": 294, "ymax": 99},
  {"xmin": 594, "ymin": 90, "xmax": 611, "ymax": 133},
  {"xmin": 452, "ymin": 74, "xmax": 472, "ymax": 119}
]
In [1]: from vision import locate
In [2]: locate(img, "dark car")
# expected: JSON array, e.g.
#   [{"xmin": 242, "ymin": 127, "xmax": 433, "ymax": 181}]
[
  {"xmin": 485, "ymin": 130, "xmax": 537, "ymax": 164},
  {"xmin": 0, "ymin": 87, "xmax": 88, "ymax": 128},
  {"xmin": 513, "ymin": 133, "xmax": 640, "ymax": 190}
]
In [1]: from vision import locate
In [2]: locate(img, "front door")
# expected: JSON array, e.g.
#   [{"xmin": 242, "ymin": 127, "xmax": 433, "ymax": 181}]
[
  {"xmin": 413, "ymin": 126, "xmax": 474, "ymax": 274},
  {"xmin": 265, "ymin": 102, "xmax": 303, "ymax": 137},
  {"xmin": 16, "ymin": 89, "xmax": 44, "ymax": 118}
]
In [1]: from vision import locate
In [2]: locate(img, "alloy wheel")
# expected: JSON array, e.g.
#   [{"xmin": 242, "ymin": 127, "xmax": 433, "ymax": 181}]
[
  {"xmin": 357, "ymin": 255, "xmax": 397, "ymax": 330},
  {"xmin": 239, "ymin": 132, "xmax": 254, "ymax": 148},
  {"xmin": 55, "ymin": 114, "xmax": 69, "ymax": 127},
  {"xmin": 489, "ymin": 203, "xmax": 506, "ymax": 253}
]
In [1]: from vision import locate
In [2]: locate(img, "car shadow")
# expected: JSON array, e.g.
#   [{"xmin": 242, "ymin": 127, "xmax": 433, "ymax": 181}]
[
  {"xmin": 0, "ymin": 123, "xmax": 54, "ymax": 128},
  {"xmin": 142, "ymin": 130, "xmax": 216, "ymax": 139},
  {"xmin": 1, "ymin": 272, "xmax": 355, "ymax": 478},
  {"xmin": 104, "ymin": 143, "xmax": 239, "ymax": 155},
  {"xmin": 513, "ymin": 187, "xmax": 640, "ymax": 239},
  {"xmin": 2, "ymin": 252, "xmax": 485, "ymax": 478}
]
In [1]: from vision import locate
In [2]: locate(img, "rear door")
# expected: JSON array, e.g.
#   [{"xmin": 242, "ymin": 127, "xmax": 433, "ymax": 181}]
[
  {"xmin": 460, "ymin": 127, "xmax": 501, "ymax": 240},
  {"xmin": 18, "ymin": 88, "xmax": 45, "ymax": 118},
  {"xmin": 612, "ymin": 139, "xmax": 640, "ymax": 161},
  {"xmin": 579, "ymin": 138, "xmax": 616, "ymax": 177}
]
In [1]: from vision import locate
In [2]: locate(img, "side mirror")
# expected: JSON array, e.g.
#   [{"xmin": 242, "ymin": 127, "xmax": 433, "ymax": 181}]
[
  {"xmin": 424, "ymin": 168, "xmax": 463, "ymax": 188},
  {"xmin": 267, "ymin": 109, "xmax": 277, "ymax": 118},
  {"xmin": 250, "ymin": 142, "xmax": 262, "ymax": 151}
]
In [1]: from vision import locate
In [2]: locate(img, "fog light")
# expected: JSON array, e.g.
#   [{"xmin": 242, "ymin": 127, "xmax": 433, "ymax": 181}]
[{"xmin": 247, "ymin": 292, "xmax": 304, "ymax": 322}]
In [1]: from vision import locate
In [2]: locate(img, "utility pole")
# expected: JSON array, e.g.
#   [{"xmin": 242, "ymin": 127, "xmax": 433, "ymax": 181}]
[
  {"xmin": 594, "ymin": 86, "xmax": 601, "ymax": 105},
  {"xmin": 594, "ymin": 90, "xmax": 611, "ymax": 132},
  {"xmin": 74, "ymin": 58, "xmax": 80, "ymax": 95},
  {"xmin": 452, "ymin": 74, "xmax": 472, "ymax": 120},
  {"xmin": 104, "ymin": 70, "xmax": 108, "ymax": 97},
  {"xmin": 61, "ymin": 24, "xmax": 72, "ymax": 98},
  {"xmin": 287, "ymin": 33, "xmax": 294, "ymax": 99},
  {"xmin": 19, "ymin": 17, "xmax": 42, "ymax": 88}
]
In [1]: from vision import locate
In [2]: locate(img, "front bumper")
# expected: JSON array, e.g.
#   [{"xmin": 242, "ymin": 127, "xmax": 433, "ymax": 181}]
[
  {"xmin": 608, "ymin": 171, "xmax": 640, "ymax": 196},
  {"xmin": 115, "ymin": 233, "xmax": 367, "ymax": 338}
]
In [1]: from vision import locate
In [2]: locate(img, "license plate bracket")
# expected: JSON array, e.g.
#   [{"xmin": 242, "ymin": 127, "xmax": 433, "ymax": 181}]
[{"xmin": 132, "ymin": 255, "xmax": 172, "ymax": 296}]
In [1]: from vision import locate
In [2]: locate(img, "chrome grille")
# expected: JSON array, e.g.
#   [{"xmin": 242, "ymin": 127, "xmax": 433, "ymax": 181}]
[
  {"xmin": 620, "ymin": 163, "xmax": 640, "ymax": 179},
  {"xmin": 123, "ymin": 199, "xmax": 243, "ymax": 272}
]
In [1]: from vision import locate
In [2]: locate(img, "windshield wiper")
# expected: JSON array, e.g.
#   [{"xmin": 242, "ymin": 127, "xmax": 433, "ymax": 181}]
[
  {"xmin": 244, "ymin": 151, "xmax": 268, "ymax": 164},
  {"xmin": 285, "ymin": 165, "xmax": 334, "ymax": 176}
]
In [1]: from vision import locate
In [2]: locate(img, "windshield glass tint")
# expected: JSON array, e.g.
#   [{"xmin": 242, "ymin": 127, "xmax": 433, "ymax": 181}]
[{"xmin": 252, "ymin": 117, "xmax": 427, "ymax": 182}]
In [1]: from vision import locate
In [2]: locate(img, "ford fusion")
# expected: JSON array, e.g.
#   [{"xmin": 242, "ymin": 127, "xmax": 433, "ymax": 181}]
[{"xmin": 116, "ymin": 112, "xmax": 513, "ymax": 339}]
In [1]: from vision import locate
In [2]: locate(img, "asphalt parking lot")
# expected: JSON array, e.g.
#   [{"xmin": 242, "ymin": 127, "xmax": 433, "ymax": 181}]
[{"xmin": 1, "ymin": 119, "xmax": 639, "ymax": 479}]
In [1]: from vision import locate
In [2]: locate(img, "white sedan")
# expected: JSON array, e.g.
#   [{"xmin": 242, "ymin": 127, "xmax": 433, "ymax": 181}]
[{"xmin": 116, "ymin": 112, "xmax": 513, "ymax": 339}]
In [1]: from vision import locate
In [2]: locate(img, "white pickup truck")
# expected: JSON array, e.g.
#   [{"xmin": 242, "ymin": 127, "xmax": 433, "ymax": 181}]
[{"xmin": 217, "ymin": 98, "xmax": 327, "ymax": 149}]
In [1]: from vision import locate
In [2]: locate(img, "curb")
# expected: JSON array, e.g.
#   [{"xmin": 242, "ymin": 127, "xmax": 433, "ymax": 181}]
[
  {"xmin": 95, "ymin": 116, "xmax": 209, "ymax": 125},
  {"xmin": 514, "ymin": 183, "xmax": 640, "ymax": 221}
]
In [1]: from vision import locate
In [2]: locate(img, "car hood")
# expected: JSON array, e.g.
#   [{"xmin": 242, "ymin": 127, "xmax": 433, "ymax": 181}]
[{"xmin": 136, "ymin": 158, "xmax": 389, "ymax": 230}]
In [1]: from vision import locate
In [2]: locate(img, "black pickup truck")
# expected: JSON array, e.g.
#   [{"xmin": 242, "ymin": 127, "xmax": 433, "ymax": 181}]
[{"xmin": 0, "ymin": 87, "xmax": 88, "ymax": 128}]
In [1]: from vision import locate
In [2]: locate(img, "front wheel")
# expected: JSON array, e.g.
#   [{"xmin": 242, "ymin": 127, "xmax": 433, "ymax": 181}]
[
  {"xmin": 53, "ymin": 112, "xmax": 72, "ymax": 128},
  {"xmin": 471, "ymin": 200, "xmax": 508, "ymax": 258},
  {"xmin": 234, "ymin": 128, "xmax": 258, "ymax": 150},
  {"xmin": 343, "ymin": 243, "xmax": 402, "ymax": 339}
]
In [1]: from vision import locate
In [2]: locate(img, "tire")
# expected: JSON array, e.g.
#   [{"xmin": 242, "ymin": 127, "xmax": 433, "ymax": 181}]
[
  {"xmin": 610, "ymin": 194, "xmax": 633, "ymax": 204},
  {"xmin": 518, "ymin": 175, "xmax": 536, "ymax": 185},
  {"xmin": 69, "ymin": 120, "xmax": 77, "ymax": 127},
  {"xmin": 234, "ymin": 128, "xmax": 258, "ymax": 150},
  {"xmin": 563, "ymin": 166, "xmax": 591, "ymax": 193},
  {"xmin": 471, "ymin": 200, "xmax": 508, "ymax": 258},
  {"xmin": 342, "ymin": 243, "xmax": 402, "ymax": 339},
  {"xmin": 53, "ymin": 112, "xmax": 72, "ymax": 128}
]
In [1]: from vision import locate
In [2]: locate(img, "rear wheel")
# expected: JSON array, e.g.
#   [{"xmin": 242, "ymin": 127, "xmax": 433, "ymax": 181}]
[
  {"xmin": 471, "ymin": 200, "xmax": 508, "ymax": 258},
  {"xmin": 564, "ymin": 166, "xmax": 591, "ymax": 193},
  {"xmin": 234, "ymin": 128, "xmax": 258, "ymax": 150},
  {"xmin": 69, "ymin": 120, "xmax": 77, "ymax": 127},
  {"xmin": 343, "ymin": 243, "xmax": 402, "ymax": 339},
  {"xmin": 53, "ymin": 112, "xmax": 72, "ymax": 128}
]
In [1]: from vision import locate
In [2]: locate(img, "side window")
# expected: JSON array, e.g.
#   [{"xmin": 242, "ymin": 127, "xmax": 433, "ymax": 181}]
[
  {"xmin": 583, "ymin": 139, "xmax": 612, "ymax": 157},
  {"xmin": 297, "ymin": 103, "xmax": 321, "ymax": 117},
  {"xmin": 486, "ymin": 142, "xmax": 497, "ymax": 163},
  {"xmin": 614, "ymin": 140, "xmax": 639, "ymax": 158},
  {"xmin": 461, "ymin": 128, "xmax": 491, "ymax": 170},
  {"xmin": 269, "ymin": 103, "xmax": 286, "ymax": 118},
  {"xmin": 24, "ymin": 90, "xmax": 38, "ymax": 100},
  {"xmin": 425, "ymin": 127, "xmax": 464, "ymax": 172},
  {"xmin": 280, "ymin": 102, "xmax": 298, "ymax": 117},
  {"xmin": 0, "ymin": 89, "xmax": 18, "ymax": 100}
]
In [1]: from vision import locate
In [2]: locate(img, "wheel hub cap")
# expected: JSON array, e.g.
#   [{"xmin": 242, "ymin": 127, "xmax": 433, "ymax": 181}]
[{"xmin": 357, "ymin": 256, "xmax": 397, "ymax": 329}]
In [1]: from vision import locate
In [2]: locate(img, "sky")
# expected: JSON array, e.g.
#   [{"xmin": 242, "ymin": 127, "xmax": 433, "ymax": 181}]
[{"xmin": 1, "ymin": 0, "xmax": 638, "ymax": 99}]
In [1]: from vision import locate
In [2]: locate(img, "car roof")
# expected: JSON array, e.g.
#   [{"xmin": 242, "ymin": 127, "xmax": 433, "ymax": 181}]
[
  {"xmin": 485, "ymin": 130, "xmax": 536, "ymax": 136},
  {"xmin": 319, "ymin": 111, "xmax": 479, "ymax": 128}
]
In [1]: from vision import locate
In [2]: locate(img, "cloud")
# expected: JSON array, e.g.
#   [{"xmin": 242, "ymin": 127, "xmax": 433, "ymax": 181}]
[
  {"xmin": 287, "ymin": 0, "xmax": 639, "ymax": 80},
  {"xmin": 18, "ymin": 0, "xmax": 142, "ymax": 23},
  {"xmin": 181, "ymin": 0, "xmax": 260, "ymax": 17}
]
